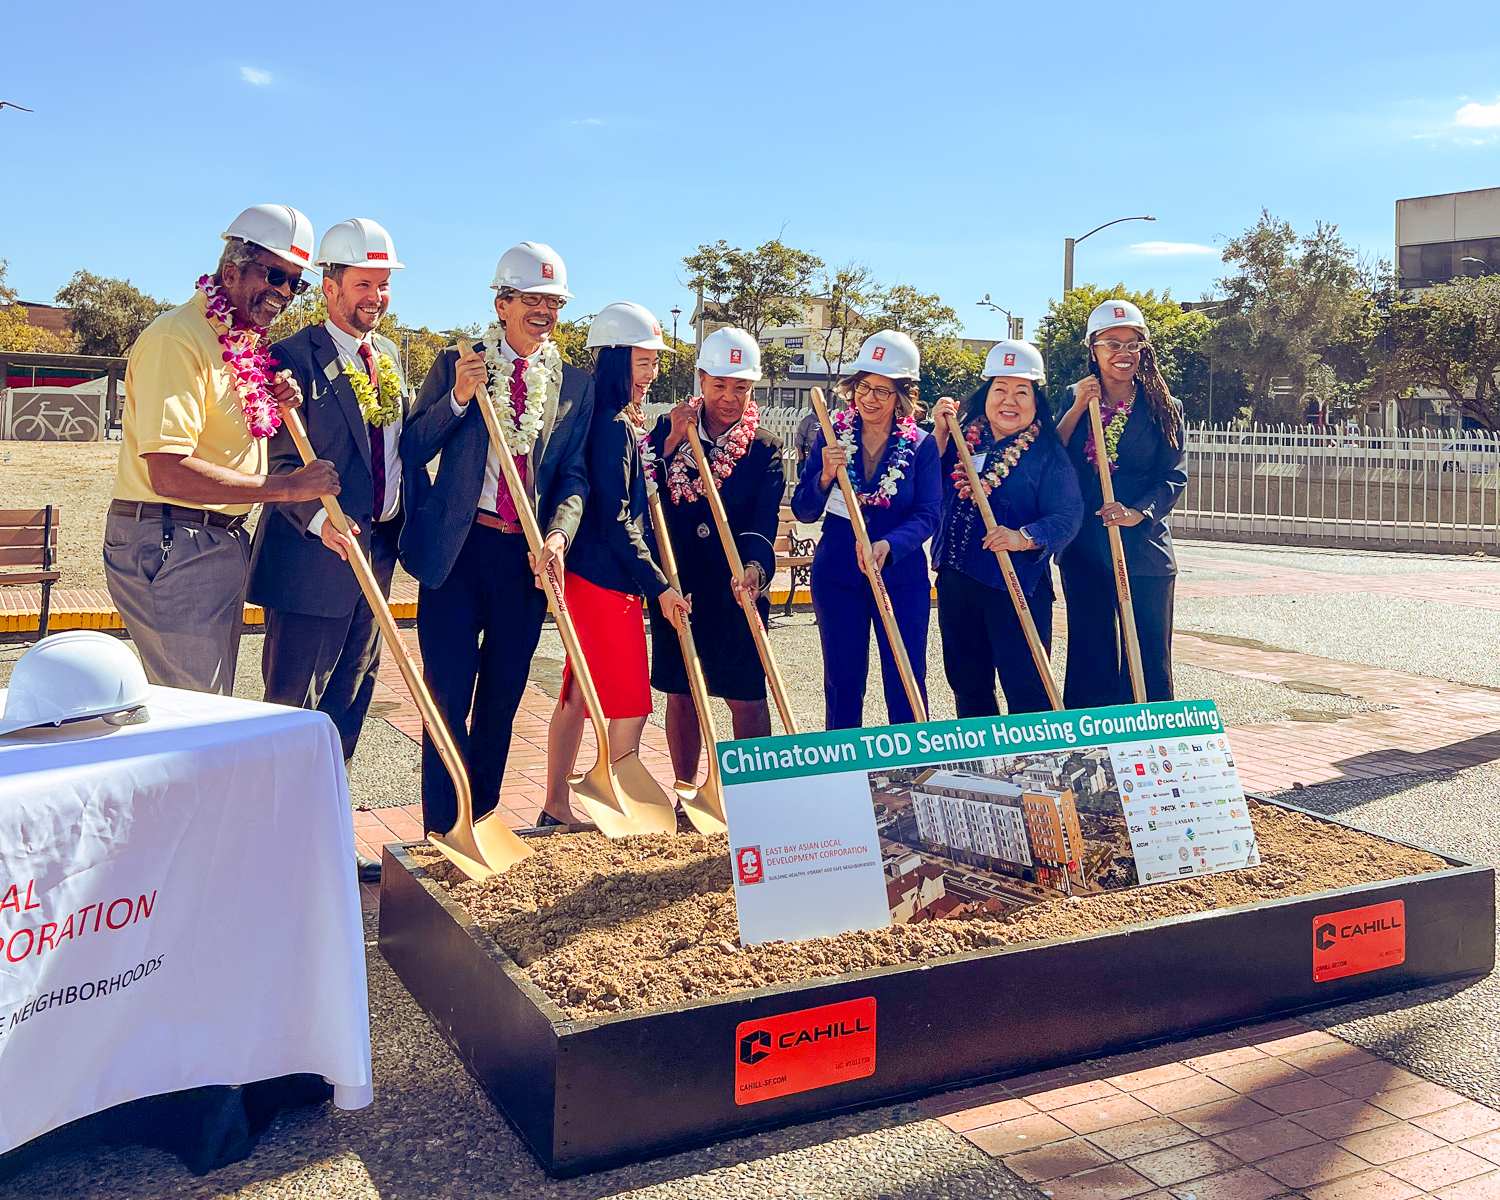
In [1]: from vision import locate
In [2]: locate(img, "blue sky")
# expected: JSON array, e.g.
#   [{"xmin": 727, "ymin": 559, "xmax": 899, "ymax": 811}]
[{"xmin": 2, "ymin": 1, "xmax": 1497, "ymax": 345}]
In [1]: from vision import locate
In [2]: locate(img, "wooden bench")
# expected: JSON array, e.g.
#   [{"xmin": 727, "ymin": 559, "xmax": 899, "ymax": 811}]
[
  {"xmin": 774, "ymin": 505, "xmax": 815, "ymax": 617},
  {"xmin": 0, "ymin": 507, "xmax": 61, "ymax": 639}
]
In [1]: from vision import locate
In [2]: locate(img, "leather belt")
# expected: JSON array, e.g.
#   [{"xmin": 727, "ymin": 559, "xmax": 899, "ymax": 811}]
[
  {"xmin": 109, "ymin": 500, "xmax": 246, "ymax": 530},
  {"xmin": 474, "ymin": 510, "xmax": 524, "ymax": 534}
]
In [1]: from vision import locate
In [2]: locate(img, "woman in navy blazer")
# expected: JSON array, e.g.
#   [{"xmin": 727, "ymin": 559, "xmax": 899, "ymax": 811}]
[
  {"xmin": 791, "ymin": 331, "xmax": 941, "ymax": 729},
  {"xmin": 931, "ymin": 342, "xmax": 1082, "ymax": 716},
  {"xmin": 1057, "ymin": 299, "xmax": 1188, "ymax": 707}
]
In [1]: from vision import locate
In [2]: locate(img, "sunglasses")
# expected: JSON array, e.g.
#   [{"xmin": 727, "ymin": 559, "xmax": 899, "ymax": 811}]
[
  {"xmin": 249, "ymin": 261, "xmax": 311, "ymax": 295},
  {"xmin": 1096, "ymin": 338, "xmax": 1148, "ymax": 354}
]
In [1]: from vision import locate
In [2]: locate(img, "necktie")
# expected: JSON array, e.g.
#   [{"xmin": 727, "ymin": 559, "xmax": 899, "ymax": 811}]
[
  {"xmin": 358, "ymin": 343, "xmax": 386, "ymax": 519},
  {"xmin": 495, "ymin": 356, "xmax": 529, "ymax": 523}
]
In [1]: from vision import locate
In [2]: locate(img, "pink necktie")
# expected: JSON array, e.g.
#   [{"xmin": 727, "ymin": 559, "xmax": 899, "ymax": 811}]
[{"xmin": 495, "ymin": 356, "xmax": 528, "ymax": 523}]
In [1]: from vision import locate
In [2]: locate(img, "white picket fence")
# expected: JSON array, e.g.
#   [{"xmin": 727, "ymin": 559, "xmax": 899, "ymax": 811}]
[
  {"xmin": 643, "ymin": 402, "xmax": 811, "ymax": 485},
  {"xmin": 1180, "ymin": 424, "xmax": 1500, "ymax": 549}
]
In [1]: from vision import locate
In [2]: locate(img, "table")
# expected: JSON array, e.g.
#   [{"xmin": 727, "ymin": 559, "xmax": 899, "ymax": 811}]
[{"xmin": 0, "ymin": 685, "xmax": 372, "ymax": 1158}]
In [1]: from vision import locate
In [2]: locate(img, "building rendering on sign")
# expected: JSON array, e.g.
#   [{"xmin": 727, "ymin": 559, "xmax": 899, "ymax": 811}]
[{"xmin": 909, "ymin": 768, "xmax": 1086, "ymax": 893}]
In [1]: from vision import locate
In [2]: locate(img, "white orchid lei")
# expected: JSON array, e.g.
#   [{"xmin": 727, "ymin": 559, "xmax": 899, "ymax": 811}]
[
  {"xmin": 954, "ymin": 420, "xmax": 1039, "ymax": 500},
  {"xmin": 666, "ymin": 396, "xmax": 759, "ymax": 504},
  {"xmin": 482, "ymin": 323, "xmax": 561, "ymax": 455},
  {"xmin": 638, "ymin": 425, "xmax": 660, "ymax": 497},
  {"xmin": 341, "ymin": 352, "xmax": 403, "ymax": 427},
  {"xmin": 833, "ymin": 408, "xmax": 919, "ymax": 507}
]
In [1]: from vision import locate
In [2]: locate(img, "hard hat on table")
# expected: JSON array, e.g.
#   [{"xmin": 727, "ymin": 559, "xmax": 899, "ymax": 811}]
[{"xmin": 0, "ymin": 631, "xmax": 151, "ymax": 737}]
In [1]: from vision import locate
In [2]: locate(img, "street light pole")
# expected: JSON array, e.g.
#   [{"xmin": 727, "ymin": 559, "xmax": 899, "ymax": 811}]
[
  {"xmin": 976, "ymin": 294, "xmax": 1021, "ymax": 340},
  {"xmin": 669, "ymin": 305, "xmax": 681, "ymax": 404},
  {"xmin": 1064, "ymin": 215, "xmax": 1156, "ymax": 296}
]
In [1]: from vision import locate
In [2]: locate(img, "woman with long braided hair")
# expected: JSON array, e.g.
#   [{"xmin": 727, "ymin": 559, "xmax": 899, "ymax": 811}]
[{"xmin": 1056, "ymin": 299, "xmax": 1187, "ymax": 707}]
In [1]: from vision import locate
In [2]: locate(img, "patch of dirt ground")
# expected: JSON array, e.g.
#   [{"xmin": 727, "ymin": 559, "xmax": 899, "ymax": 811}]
[
  {"xmin": 409, "ymin": 800, "xmax": 1448, "ymax": 1021},
  {"xmin": 2, "ymin": 441, "xmax": 119, "ymax": 589}
]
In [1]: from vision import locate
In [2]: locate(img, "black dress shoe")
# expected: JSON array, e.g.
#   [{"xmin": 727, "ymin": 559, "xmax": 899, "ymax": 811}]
[
  {"xmin": 534, "ymin": 811, "xmax": 566, "ymax": 828},
  {"xmin": 357, "ymin": 854, "xmax": 382, "ymax": 884}
]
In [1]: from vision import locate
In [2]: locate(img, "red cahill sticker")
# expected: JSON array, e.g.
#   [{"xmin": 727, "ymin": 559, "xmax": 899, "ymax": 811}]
[
  {"xmin": 1113, "ymin": 306, "xmax": 1126, "ymax": 318},
  {"xmin": 541, "ymin": 263, "xmax": 555, "ymax": 279},
  {"xmin": 366, "ymin": 251, "xmax": 389, "ymax": 260},
  {"xmin": 729, "ymin": 349, "xmax": 743, "ymax": 364},
  {"xmin": 1313, "ymin": 900, "xmax": 1405, "ymax": 982},
  {"xmin": 288, "ymin": 244, "xmax": 311, "ymax": 261},
  {"xmin": 735, "ymin": 997, "xmax": 876, "ymax": 1104},
  {"xmin": 735, "ymin": 846, "xmax": 762, "ymax": 884},
  {"xmin": 872, "ymin": 346, "xmax": 886, "ymax": 360},
  {"xmin": 1004, "ymin": 353, "xmax": 1016, "ymax": 366}
]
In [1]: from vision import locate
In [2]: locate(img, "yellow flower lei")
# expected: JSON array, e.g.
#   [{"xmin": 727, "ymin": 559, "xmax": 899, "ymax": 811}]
[{"xmin": 342, "ymin": 352, "xmax": 403, "ymax": 428}]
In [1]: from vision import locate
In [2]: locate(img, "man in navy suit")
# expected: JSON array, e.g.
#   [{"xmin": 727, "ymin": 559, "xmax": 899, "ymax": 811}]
[
  {"xmin": 399, "ymin": 241, "xmax": 592, "ymax": 837},
  {"xmin": 248, "ymin": 218, "xmax": 410, "ymax": 881}
]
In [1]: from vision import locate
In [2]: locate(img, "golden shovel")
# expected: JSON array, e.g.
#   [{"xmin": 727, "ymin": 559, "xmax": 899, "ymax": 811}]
[
  {"xmin": 457, "ymin": 340, "xmax": 676, "ymax": 837},
  {"xmin": 645, "ymin": 478, "xmax": 726, "ymax": 834},
  {"xmin": 279, "ymin": 404, "xmax": 531, "ymax": 881}
]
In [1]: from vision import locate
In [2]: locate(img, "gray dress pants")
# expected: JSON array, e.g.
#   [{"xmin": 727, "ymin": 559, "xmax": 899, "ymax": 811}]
[{"xmin": 103, "ymin": 511, "xmax": 251, "ymax": 695}]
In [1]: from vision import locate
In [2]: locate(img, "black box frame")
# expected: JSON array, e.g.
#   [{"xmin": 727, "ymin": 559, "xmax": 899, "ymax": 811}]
[{"xmin": 378, "ymin": 796, "xmax": 1495, "ymax": 1178}]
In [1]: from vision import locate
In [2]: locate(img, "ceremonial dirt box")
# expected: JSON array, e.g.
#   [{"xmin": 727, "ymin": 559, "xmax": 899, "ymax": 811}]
[{"xmin": 377, "ymin": 796, "xmax": 1495, "ymax": 1178}]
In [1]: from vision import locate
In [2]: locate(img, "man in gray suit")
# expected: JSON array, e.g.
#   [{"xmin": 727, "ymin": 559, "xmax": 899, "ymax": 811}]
[
  {"xmin": 399, "ymin": 241, "xmax": 592, "ymax": 838},
  {"xmin": 248, "ymin": 220, "xmax": 409, "ymax": 882}
]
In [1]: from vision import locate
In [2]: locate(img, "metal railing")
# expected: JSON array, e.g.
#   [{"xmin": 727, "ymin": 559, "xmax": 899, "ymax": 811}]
[{"xmin": 1179, "ymin": 423, "xmax": 1500, "ymax": 549}]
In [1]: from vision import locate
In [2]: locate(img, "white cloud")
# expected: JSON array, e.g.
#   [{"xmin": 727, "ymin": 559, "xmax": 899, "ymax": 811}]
[
  {"xmin": 571, "ymin": 117, "xmax": 603, "ymax": 126},
  {"xmin": 240, "ymin": 66, "xmax": 272, "ymax": 87},
  {"xmin": 1130, "ymin": 241, "xmax": 1217, "ymax": 257},
  {"xmin": 1455, "ymin": 98, "xmax": 1500, "ymax": 128}
]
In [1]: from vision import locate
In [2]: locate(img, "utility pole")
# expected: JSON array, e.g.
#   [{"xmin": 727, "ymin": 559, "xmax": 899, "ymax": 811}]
[{"xmin": 669, "ymin": 305, "xmax": 681, "ymax": 404}]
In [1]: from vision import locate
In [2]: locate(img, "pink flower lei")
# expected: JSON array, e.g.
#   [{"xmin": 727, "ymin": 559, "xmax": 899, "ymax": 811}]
[
  {"xmin": 832, "ymin": 408, "xmax": 919, "ymax": 507},
  {"xmin": 196, "ymin": 275, "xmax": 281, "ymax": 438},
  {"xmin": 666, "ymin": 396, "xmax": 759, "ymax": 504}
]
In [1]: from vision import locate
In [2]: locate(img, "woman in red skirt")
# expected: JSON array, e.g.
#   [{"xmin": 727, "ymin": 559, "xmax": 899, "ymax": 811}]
[{"xmin": 542, "ymin": 303, "xmax": 690, "ymax": 823}]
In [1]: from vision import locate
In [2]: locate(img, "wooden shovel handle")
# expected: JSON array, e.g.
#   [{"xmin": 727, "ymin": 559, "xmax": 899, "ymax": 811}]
[
  {"xmin": 683, "ymin": 423, "xmax": 800, "ymax": 734},
  {"xmin": 942, "ymin": 410, "xmax": 1063, "ymax": 711},
  {"xmin": 808, "ymin": 388, "xmax": 927, "ymax": 722},
  {"xmin": 1088, "ymin": 397, "xmax": 1147, "ymax": 702},
  {"xmin": 279, "ymin": 406, "xmax": 476, "ymax": 829}
]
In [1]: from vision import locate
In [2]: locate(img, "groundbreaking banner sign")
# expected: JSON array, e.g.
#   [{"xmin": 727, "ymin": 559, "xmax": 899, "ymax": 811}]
[{"xmin": 720, "ymin": 700, "xmax": 1258, "ymax": 946}]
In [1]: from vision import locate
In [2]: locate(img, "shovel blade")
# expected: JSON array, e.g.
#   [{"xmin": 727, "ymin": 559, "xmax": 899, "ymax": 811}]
[
  {"xmin": 673, "ymin": 782, "xmax": 727, "ymax": 835},
  {"xmin": 611, "ymin": 751, "xmax": 682, "ymax": 834},
  {"xmin": 426, "ymin": 831, "xmax": 497, "ymax": 882},
  {"xmin": 472, "ymin": 812, "xmax": 536, "ymax": 872},
  {"xmin": 569, "ymin": 760, "xmax": 665, "ymax": 837}
]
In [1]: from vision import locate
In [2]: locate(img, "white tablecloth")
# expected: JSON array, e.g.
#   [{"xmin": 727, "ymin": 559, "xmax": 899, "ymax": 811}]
[{"xmin": 0, "ymin": 685, "xmax": 373, "ymax": 1154}]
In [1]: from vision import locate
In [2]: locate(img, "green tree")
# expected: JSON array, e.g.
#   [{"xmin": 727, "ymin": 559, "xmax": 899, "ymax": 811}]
[
  {"xmin": 551, "ymin": 316, "xmax": 592, "ymax": 370},
  {"xmin": 809, "ymin": 262, "xmax": 881, "ymax": 382},
  {"xmin": 0, "ymin": 259, "xmax": 71, "ymax": 352},
  {"xmin": 1035, "ymin": 284, "xmax": 1216, "ymax": 420},
  {"xmin": 868, "ymin": 284, "xmax": 961, "ymax": 356},
  {"xmin": 1206, "ymin": 211, "xmax": 1381, "ymax": 423},
  {"xmin": 682, "ymin": 238, "xmax": 823, "ymax": 339},
  {"xmin": 53, "ymin": 270, "xmax": 170, "ymax": 356},
  {"xmin": 918, "ymin": 338, "xmax": 985, "ymax": 412},
  {"xmin": 1386, "ymin": 275, "xmax": 1500, "ymax": 429},
  {"xmin": 651, "ymin": 336, "xmax": 697, "ymax": 405}
]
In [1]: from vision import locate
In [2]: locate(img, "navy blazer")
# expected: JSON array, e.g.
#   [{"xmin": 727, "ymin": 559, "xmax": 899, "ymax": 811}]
[
  {"xmin": 791, "ymin": 426, "xmax": 941, "ymax": 590},
  {"xmin": 398, "ymin": 341, "xmax": 593, "ymax": 589},
  {"xmin": 646, "ymin": 417, "xmax": 783, "ymax": 607},
  {"xmin": 1061, "ymin": 383, "xmax": 1188, "ymax": 578},
  {"xmin": 247, "ymin": 325, "xmax": 406, "ymax": 618},
  {"xmin": 934, "ymin": 428, "xmax": 1082, "ymax": 597},
  {"xmin": 567, "ymin": 407, "xmax": 668, "ymax": 599}
]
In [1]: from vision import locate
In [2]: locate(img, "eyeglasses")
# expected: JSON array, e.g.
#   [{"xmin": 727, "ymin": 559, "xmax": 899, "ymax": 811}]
[
  {"xmin": 1096, "ymin": 338, "xmax": 1148, "ymax": 354},
  {"xmin": 853, "ymin": 381, "xmax": 899, "ymax": 402},
  {"xmin": 248, "ymin": 262, "xmax": 310, "ymax": 295},
  {"xmin": 517, "ymin": 293, "xmax": 567, "ymax": 311}
]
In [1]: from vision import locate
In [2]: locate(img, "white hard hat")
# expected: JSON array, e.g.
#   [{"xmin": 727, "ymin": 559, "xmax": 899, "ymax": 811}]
[
  {"xmin": 982, "ymin": 340, "xmax": 1047, "ymax": 382},
  {"xmin": 490, "ymin": 241, "xmax": 572, "ymax": 299},
  {"xmin": 0, "ymin": 631, "xmax": 150, "ymax": 737},
  {"xmin": 586, "ymin": 301, "xmax": 670, "ymax": 350},
  {"xmin": 316, "ymin": 218, "xmax": 403, "ymax": 270},
  {"xmin": 843, "ymin": 329, "xmax": 920, "ymax": 380},
  {"xmin": 1086, "ymin": 299, "xmax": 1150, "ymax": 342},
  {"xmin": 696, "ymin": 327, "xmax": 762, "ymax": 380},
  {"xmin": 222, "ymin": 204, "xmax": 316, "ymax": 271}
]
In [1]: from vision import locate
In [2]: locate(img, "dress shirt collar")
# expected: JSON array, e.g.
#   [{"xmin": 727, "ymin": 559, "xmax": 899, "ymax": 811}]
[{"xmin": 324, "ymin": 318, "xmax": 370, "ymax": 363}]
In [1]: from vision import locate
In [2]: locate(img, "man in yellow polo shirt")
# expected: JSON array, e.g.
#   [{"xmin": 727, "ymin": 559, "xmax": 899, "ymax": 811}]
[{"xmin": 104, "ymin": 205, "xmax": 341, "ymax": 694}]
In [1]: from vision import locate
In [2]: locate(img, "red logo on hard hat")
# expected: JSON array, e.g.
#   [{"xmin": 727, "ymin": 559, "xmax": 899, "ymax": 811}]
[
  {"xmin": 1004, "ymin": 353, "xmax": 1016, "ymax": 366},
  {"xmin": 1113, "ymin": 306, "xmax": 1126, "ymax": 318},
  {"xmin": 366, "ymin": 252, "xmax": 389, "ymax": 260},
  {"xmin": 872, "ymin": 346, "xmax": 886, "ymax": 361},
  {"xmin": 653, "ymin": 321, "xmax": 661, "ymax": 335},
  {"xmin": 288, "ymin": 244, "xmax": 311, "ymax": 261},
  {"xmin": 541, "ymin": 263, "xmax": 555, "ymax": 279},
  {"xmin": 736, "ymin": 846, "xmax": 763, "ymax": 885},
  {"xmin": 730, "ymin": 349, "xmax": 743, "ymax": 364}
]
